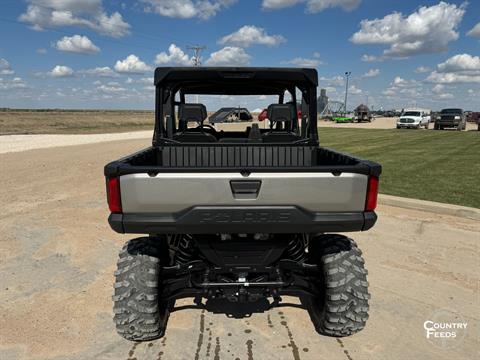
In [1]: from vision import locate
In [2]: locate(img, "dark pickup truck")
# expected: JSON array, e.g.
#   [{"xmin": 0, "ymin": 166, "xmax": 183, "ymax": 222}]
[
  {"xmin": 105, "ymin": 67, "xmax": 381, "ymax": 341},
  {"xmin": 434, "ymin": 108, "xmax": 466, "ymax": 130}
]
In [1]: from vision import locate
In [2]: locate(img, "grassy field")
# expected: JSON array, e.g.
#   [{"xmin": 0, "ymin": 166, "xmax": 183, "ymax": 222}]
[
  {"xmin": 0, "ymin": 110, "xmax": 154, "ymax": 134},
  {"xmin": 320, "ymin": 128, "xmax": 479, "ymax": 208}
]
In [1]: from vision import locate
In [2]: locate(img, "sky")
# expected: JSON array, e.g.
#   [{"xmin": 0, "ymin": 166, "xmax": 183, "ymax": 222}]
[{"xmin": 0, "ymin": 0, "xmax": 479, "ymax": 111}]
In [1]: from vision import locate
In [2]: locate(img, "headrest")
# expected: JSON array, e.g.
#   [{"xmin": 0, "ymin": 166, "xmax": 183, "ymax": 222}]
[
  {"xmin": 178, "ymin": 103, "xmax": 207, "ymax": 125},
  {"xmin": 267, "ymin": 104, "xmax": 295, "ymax": 123}
]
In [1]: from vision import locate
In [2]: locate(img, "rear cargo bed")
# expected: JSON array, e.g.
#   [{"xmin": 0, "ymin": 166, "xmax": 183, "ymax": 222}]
[
  {"xmin": 105, "ymin": 144, "xmax": 380, "ymax": 234},
  {"xmin": 105, "ymin": 144, "xmax": 380, "ymax": 176}
]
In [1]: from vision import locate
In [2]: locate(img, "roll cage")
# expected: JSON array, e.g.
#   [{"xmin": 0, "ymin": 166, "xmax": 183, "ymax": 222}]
[{"xmin": 152, "ymin": 67, "xmax": 319, "ymax": 145}]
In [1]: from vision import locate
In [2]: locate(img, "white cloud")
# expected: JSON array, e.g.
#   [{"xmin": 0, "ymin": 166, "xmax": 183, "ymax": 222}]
[
  {"xmin": 360, "ymin": 54, "xmax": 380, "ymax": 62},
  {"xmin": 37, "ymin": 48, "xmax": 47, "ymax": 55},
  {"xmin": 435, "ymin": 92, "xmax": 454, "ymax": 99},
  {"xmin": 351, "ymin": 2, "xmax": 465, "ymax": 58},
  {"xmin": 382, "ymin": 76, "xmax": 421, "ymax": 98},
  {"xmin": 49, "ymin": 65, "xmax": 74, "ymax": 77},
  {"xmin": 155, "ymin": 44, "xmax": 192, "ymax": 65},
  {"xmin": 140, "ymin": 0, "xmax": 235, "ymax": 20},
  {"xmin": 362, "ymin": 68, "xmax": 379, "ymax": 78},
  {"xmin": 427, "ymin": 53, "xmax": 480, "ymax": 84},
  {"xmin": 467, "ymin": 22, "xmax": 480, "ymax": 37},
  {"xmin": 324, "ymin": 86, "xmax": 337, "ymax": 93},
  {"xmin": 262, "ymin": 0, "xmax": 361, "ymax": 13},
  {"xmin": 28, "ymin": 0, "xmax": 102, "ymax": 13},
  {"xmin": 348, "ymin": 84, "xmax": 362, "ymax": 94},
  {"xmin": 218, "ymin": 25, "xmax": 285, "ymax": 47},
  {"xmin": 55, "ymin": 35, "xmax": 100, "ymax": 54},
  {"xmin": 432, "ymin": 84, "xmax": 445, "ymax": 94},
  {"xmin": 139, "ymin": 77, "xmax": 154, "ymax": 84},
  {"xmin": 0, "ymin": 58, "xmax": 15, "ymax": 75},
  {"xmin": 19, "ymin": 0, "xmax": 130, "ymax": 38},
  {"xmin": 82, "ymin": 66, "xmax": 118, "ymax": 77},
  {"xmin": 283, "ymin": 55, "xmax": 323, "ymax": 67},
  {"xmin": 0, "ymin": 77, "xmax": 27, "ymax": 90},
  {"xmin": 319, "ymin": 75, "xmax": 344, "ymax": 86},
  {"xmin": 382, "ymin": 88, "xmax": 395, "ymax": 97},
  {"xmin": 114, "ymin": 54, "xmax": 153, "ymax": 74},
  {"xmin": 393, "ymin": 76, "xmax": 407, "ymax": 87},
  {"xmin": 415, "ymin": 66, "xmax": 431, "ymax": 73},
  {"xmin": 97, "ymin": 84, "xmax": 127, "ymax": 94},
  {"xmin": 437, "ymin": 54, "xmax": 480, "ymax": 73},
  {"xmin": 427, "ymin": 72, "xmax": 480, "ymax": 84},
  {"xmin": 205, "ymin": 47, "xmax": 251, "ymax": 66}
]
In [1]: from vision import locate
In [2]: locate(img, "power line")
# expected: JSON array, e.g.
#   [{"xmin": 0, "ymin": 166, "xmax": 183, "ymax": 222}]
[{"xmin": 0, "ymin": 16, "xmax": 167, "ymax": 53}]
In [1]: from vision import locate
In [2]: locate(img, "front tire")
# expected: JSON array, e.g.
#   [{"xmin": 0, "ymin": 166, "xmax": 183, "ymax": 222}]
[
  {"xmin": 306, "ymin": 234, "xmax": 370, "ymax": 337},
  {"xmin": 113, "ymin": 237, "xmax": 171, "ymax": 341}
]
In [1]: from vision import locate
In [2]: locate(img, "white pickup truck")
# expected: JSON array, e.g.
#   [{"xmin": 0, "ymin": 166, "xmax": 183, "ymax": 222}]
[
  {"xmin": 396, "ymin": 109, "xmax": 431, "ymax": 129},
  {"xmin": 105, "ymin": 67, "xmax": 382, "ymax": 341}
]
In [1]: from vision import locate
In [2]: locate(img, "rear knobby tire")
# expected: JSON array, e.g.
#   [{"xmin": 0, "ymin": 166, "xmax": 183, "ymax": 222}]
[
  {"xmin": 113, "ymin": 237, "xmax": 170, "ymax": 341},
  {"xmin": 307, "ymin": 234, "xmax": 370, "ymax": 337}
]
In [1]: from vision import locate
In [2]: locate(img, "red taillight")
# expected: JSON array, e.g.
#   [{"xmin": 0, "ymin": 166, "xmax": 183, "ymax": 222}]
[
  {"xmin": 107, "ymin": 177, "xmax": 122, "ymax": 213},
  {"xmin": 365, "ymin": 176, "xmax": 379, "ymax": 211}
]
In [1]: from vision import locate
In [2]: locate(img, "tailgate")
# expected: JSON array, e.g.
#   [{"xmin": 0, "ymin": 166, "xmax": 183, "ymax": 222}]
[{"xmin": 120, "ymin": 172, "xmax": 368, "ymax": 213}]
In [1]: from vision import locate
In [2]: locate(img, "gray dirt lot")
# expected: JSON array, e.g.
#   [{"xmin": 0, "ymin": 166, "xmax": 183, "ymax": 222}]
[{"xmin": 0, "ymin": 138, "xmax": 478, "ymax": 360}]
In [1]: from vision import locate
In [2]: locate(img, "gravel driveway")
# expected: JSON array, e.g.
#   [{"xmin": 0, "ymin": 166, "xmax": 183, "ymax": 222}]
[{"xmin": 0, "ymin": 138, "xmax": 478, "ymax": 360}]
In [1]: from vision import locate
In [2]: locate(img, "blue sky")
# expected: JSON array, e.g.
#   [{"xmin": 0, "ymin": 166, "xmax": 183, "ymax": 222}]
[{"xmin": 0, "ymin": 0, "xmax": 478, "ymax": 110}]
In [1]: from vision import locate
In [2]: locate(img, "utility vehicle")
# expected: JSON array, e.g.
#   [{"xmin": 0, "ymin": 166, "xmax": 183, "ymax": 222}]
[{"xmin": 105, "ymin": 67, "xmax": 381, "ymax": 341}]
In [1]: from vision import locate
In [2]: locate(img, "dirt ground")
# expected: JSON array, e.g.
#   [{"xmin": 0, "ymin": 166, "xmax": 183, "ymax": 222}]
[{"xmin": 0, "ymin": 138, "xmax": 478, "ymax": 360}]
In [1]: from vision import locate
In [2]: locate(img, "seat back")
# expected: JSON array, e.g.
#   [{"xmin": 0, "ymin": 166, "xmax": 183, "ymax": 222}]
[
  {"xmin": 262, "ymin": 104, "xmax": 300, "ymax": 143},
  {"xmin": 267, "ymin": 103, "xmax": 296, "ymax": 126},
  {"xmin": 174, "ymin": 103, "xmax": 216, "ymax": 142},
  {"xmin": 178, "ymin": 103, "xmax": 207, "ymax": 131}
]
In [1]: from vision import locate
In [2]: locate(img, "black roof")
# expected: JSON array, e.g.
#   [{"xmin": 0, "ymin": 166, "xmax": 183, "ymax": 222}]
[{"xmin": 154, "ymin": 67, "xmax": 318, "ymax": 95}]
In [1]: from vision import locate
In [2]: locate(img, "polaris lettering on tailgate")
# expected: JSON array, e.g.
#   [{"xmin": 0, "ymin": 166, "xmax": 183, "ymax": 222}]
[{"xmin": 199, "ymin": 211, "xmax": 291, "ymax": 223}]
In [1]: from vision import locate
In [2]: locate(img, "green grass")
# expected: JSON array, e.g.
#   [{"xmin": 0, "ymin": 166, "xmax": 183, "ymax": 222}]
[{"xmin": 319, "ymin": 128, "xmax": 480, "ymax": 208}]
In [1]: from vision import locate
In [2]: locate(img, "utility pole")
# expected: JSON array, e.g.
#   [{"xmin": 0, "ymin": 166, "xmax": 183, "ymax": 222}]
[
  {"xmin": 187, "ymin": 45, "xmax": 206, "ymax": 103},
  {"xmin": 344, "ymin": 71, "xmax": 351, "ymax": 116},
  {"xmin": 187, "ymin": 45, "xmax": 206, "ymax": 67}
]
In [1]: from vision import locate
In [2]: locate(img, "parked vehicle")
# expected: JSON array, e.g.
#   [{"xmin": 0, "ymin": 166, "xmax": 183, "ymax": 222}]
[
  {"xmin": 466, "ymin": 111, "xmax": 480, "ymax": 124},
  {"xmin": 105, "ymin": 67, "xmax": 381, "ymax": 341},
  {"xmin": 209, "ymin": 107, "xmax": 253, "ymax": 124},
  {"xmin": 434, "ymin": 108, "xmax": 466, "ymax": 130},
  {"xmin": 396, "ymin": 109, "xmax": 430, "ymax": 129},
  {"xmin": 258, "ymin": 108, "xmax": 268, "ymax": 121},
  {"xmin": 333, "ymin": 116, "xmax": 353, "ymax": 123},
  {"xmin": 258, "ymin": 106, "xmax": 301, "ymax": 122},
  {"xmin": 354, "ymin": 104, "xmax": 372, "ymax": 122}
]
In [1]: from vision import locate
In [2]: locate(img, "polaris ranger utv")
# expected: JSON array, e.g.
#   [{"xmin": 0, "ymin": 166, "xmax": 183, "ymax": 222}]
[{"xmin": 105, "ymin": 67, "xmax": 381, "ymax": 341}]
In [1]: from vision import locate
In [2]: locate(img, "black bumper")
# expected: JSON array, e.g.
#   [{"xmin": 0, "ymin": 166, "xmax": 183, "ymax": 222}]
[
  {"xmin": 437, "ymin": 121, "xmax": 460, "ymax": 127},
  {"xmin": 108, "ymin": 206, "xmax": 377, "ymax": 234}
]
